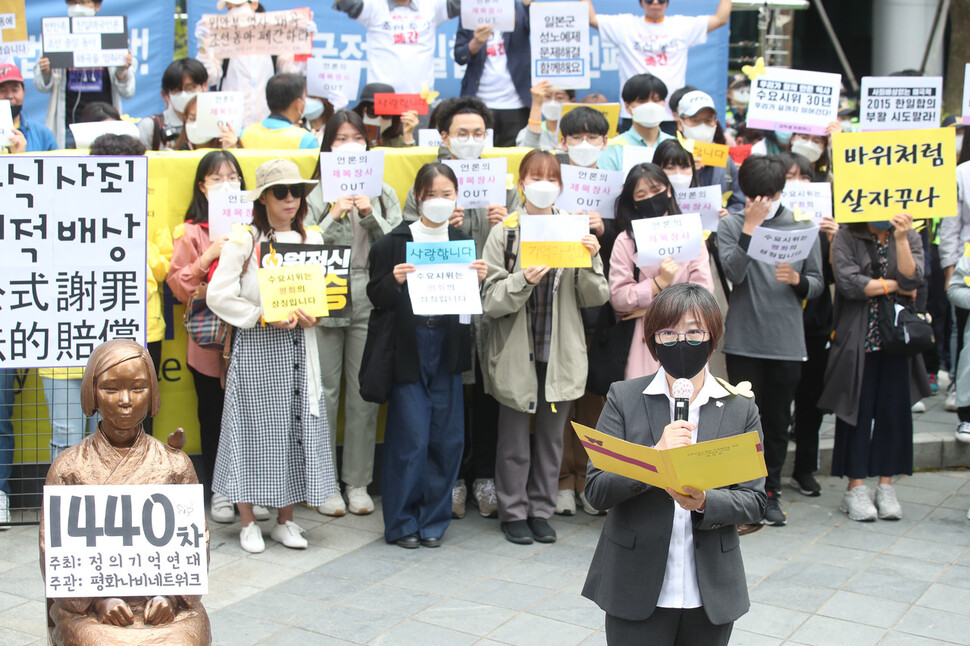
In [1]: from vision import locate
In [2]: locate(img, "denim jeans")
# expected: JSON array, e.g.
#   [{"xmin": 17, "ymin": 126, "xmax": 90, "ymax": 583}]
[{"xmin": 41, "ymin": 377, "xmax": 98, "ymax": 461}]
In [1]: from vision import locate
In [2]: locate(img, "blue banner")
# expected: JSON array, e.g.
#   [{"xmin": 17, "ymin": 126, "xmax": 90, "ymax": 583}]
[
  {"xmin": 12, "ymin": 0, "xmax": 175, "ymax": 128},
  {"xmin": 187, "ymin": 0, "xmax": 728, "ymax": 121}
]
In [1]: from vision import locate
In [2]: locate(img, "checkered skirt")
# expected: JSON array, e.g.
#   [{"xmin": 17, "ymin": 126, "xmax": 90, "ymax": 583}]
[{"xmin": 213, "ymin": 325, "xmax": 337, "ymax": 508}]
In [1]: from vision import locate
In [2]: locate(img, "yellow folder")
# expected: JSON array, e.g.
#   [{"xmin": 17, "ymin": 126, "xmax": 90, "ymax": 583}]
[{"xmin": 572, "ymin": 422, "xmax": 767, "ymax": 494}]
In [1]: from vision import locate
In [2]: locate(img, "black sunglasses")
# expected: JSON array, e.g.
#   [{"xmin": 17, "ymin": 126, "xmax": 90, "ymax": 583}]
[
  {"xmin": 643, "ymin": 0, "xmax": 668, "ymax": 3},
  {"xmin": 270, "ymin": 184, "xmax": 306, "ymax": 200}
]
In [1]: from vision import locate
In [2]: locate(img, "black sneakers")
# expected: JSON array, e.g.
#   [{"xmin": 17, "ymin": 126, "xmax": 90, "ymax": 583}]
[
  {"xmin": 764, "ymin": 491, "xmax": 787, "ymax": 526},
  {"xmin": 789, "ymin": 472, "xmax": 821, "ymax": 497},
  {"xmin": 527, "ymin": 517, "xmax": 557, "ymax": 543},
  {"xmin": 501, "ymin": 520, "xmax": 534, "ymax": 545}
]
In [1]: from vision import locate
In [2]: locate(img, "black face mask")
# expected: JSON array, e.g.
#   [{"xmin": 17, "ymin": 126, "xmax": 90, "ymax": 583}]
[
  {"xmin": 9, "ymin": 103, "xmax": 21, "ymax": 120},
  {"xmin": 655, "ymin": 340, "xmax": 710, "ymax": 380},
  {"xmin": 633, "ymin": 192, "xmax": 670, "ymax": 219}
]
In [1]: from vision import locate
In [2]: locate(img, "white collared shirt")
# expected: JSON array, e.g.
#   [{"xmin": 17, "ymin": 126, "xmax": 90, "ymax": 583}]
[{"xmin": 643, "ymin": 367, "xmax": 729, "ymax": 609}]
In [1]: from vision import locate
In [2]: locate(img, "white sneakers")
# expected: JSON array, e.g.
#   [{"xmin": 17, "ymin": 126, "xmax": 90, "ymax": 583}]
[
  {"xmin": 841, "ymin": 485, "xmax": 877, "ymax": 522},
  {"xmin": 252, "ymin": 505, "xmax": 272, "ymax": 521},
  {"xmin": 210, "ymin": 493, "xmax": 235, "ymax": 524},
  {"xmin": 956, "ymin": 421, "xmax": 970, "ymax": 444},
  {"xmin": 346, "ymin": 486, "xmax": 374, "ymax": 515},
  {"xmin": 0, "ymin": 491, "xmax": 10, "ymax": 530},
  {"xmin": 473, "ymin": 478, "xmax": 498, "ymax": 518},
  {"xmin": 874, "ymin": 484, "xmax": 903, "ymax": 520},
  {"xmin": 579, "ymin": 492, "xmax": 604, "ymax": 516},
  {"xmin": 239, "ymin": 522, "xmax": 265, "ymax": 553},
  {"xmin": 555, "ymin": 489, "xmax": 576, "ymax": 516},
  {"xmin": 318, "ymin": 491, "xmax": 347, "ymax": 516},
  {"xmin": 270, "ymin": 521, "xmax": 308, "ymax": 549}
]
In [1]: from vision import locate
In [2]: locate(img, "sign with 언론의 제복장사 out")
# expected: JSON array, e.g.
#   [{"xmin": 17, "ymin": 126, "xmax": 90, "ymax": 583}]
[
  {"xmin": 319, "ymin": 150, "xmax": 385, "ymax": 203},
  {"xmin": 557, "ymin": 165, "xmax": 624, "ymax": 220},
  {"xmin": 631, "ymin": 213, "xmax": 704, "ymax": 267},
  {"xmin": 443, "ymin": 158, "xmax": 506, "ymax": 210}
]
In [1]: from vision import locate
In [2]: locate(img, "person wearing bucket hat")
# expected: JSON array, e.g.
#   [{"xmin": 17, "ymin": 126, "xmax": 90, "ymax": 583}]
[{"xmin": 206, "ymin": 158, "xmax": 337, "ymax": 554}]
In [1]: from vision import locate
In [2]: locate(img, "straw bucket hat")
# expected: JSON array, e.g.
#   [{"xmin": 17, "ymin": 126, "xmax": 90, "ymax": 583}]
[{"xmin": 243, "ymin": 159, "xmax": 318, "ymax": 202}]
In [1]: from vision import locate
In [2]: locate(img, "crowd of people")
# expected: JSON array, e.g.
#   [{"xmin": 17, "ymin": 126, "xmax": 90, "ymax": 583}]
[{"xmin": 3, "ymin": 0, "xmax": 970, "ymax": 642}]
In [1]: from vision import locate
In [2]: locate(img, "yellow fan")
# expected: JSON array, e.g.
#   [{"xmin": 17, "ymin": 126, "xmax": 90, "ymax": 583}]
[
  {"xmin": 741, "ymin": 57, "xmax": 766, "ymax": 82},
  {"xmin": 420, "ymin": 83, "xmax": 439, "ymax": 105}
]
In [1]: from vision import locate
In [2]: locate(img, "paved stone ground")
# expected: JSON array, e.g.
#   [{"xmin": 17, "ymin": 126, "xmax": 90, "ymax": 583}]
[{"xmin": 2, "ymin": 393, "xmax": 969, "ymax": 645}]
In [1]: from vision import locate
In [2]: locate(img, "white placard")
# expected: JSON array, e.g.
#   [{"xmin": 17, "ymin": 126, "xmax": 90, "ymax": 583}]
[
  {"xmin": 418, "ymin": 128, "xmax": 495, "ymax": 149},
  {"xmin": 558, "ymin": 164, "xmax": 624, "ymax": 219},
  {"xmin": 519, "ymin": 212, "xmax": 589, "ymax": 242},
  {"xmin": 0, "ymin": 156, "xmax": 148, "ymax": 367},
  {"xmin": 631, "ymin": 213, "xmax": 704, "ymax": 266},
  {"xmin": 461, "ymin": 0, "xmax": 515, "ymax": 31},
  {"xmin": 675, "ymin": 185, "xmax": 722, "ymax": 231},
  {"xmin": 860, "ymin": 76, "xmax": 942, "ymax": 131},
  {"xmin": 68, "ymin": 119, "xmax": 140, "ymax": 149},
  {"xmin": 443, "ymin": 157, "xmax": 506, "ymax": 209},
  {"xmin": 319, "ymin": 150, "xmax": 385, "ymax": 202},
  {"xmin": 781, "ymin": 181, "xmax": 832, "ymax": 224},
  {"xmin": 208, "ymin": 183, "xmax": 253, "ymax": 240},
  {"xmin": 529, "ymin": 2, "xmax": 590, "ymax": 90},
  {"xmin": 193, "ymin": 92, "xmax": 244, "ymax": 141},
  {"xmin": 306, "ymin": 58, "xmax": 364, "ymax": 105},
  {"xmin": 0, "ymin": 99, "xmax": 12, "ymax": 147},
  {"xmin": 408, "ymin": 264, "xmax": 482, "ymax": 315},
  {"xmin": 44, "ymin": 484, "xmax": 207, "ymax": 598},
  {"xmin": 0, "ymin": 13, "xmax": 15, "ymax": 30},
  {"xmin": 621, "ymin": 145, "xmax": 656, "ymax": 179},
  {"xmin": 963, "ymin": 64, "xmax": 970, "ymax": 126},
  {"xmin": 746, "ymin": 224, "xmax": 820, "ymax": 265},
  {"xmin": 746, "ymin": 68, "xmax": 842, "ymax": 136}
]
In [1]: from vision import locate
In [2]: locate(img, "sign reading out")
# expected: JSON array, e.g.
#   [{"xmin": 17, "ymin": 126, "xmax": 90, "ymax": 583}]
[
  {"xmin": 443, "ymin": 158, "xmax": 506, "ymax": 210},
  {"xmin": 460, "ymin": 0, "xmax": 514, "ymax": 31},
  {"xmin": 0, "ymin": 0, "xmax": 28, "ymax": 57},
  {"xmin": 558, "ymin": 165, "xmax": 623, "ymax": 219},
  {"xmin": 319, "ymin": 150, "xmax": 385, "ymax": 202},
  {"xmin": 42, "ymin": 15, "xmax": 128, "ymax": 68},
  {"xmin": 306, "ymin": 58, "xmax": 364, "ymax": 105},
  {"xmin": 631, "ymin": 213, "xmax": 704, "ymax": 266},
  {"xmin": 259, "ymin": 242, "xmax": 352, "ymax": 318}
]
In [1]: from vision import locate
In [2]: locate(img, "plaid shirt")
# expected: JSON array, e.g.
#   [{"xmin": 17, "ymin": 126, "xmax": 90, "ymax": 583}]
[{"xmin": 530, "ymin": 272, "xmax": 555, "ymax": 362}]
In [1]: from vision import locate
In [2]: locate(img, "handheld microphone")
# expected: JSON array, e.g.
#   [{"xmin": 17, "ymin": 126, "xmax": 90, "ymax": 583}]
[{"xmin": 672, "ymin": 378, "xmax": 694, "ymax": 422}]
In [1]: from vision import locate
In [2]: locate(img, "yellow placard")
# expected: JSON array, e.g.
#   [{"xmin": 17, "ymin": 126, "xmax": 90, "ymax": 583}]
[
  {"xmin": 0, "ymin": 0, "xmax": 27, "ymax": 43},
  {"xmin": 558, "ymin": 103, "xmax": 621, "ymax": 139},
  {"xmin": 677, "ymin": 133, "xmax": 728, "ymax": 168},
  {"xmin": 832, "ymin": 128, "xmax": 956, "ymax": 223},
  {"xmin": 520, "ymin": 241, "xmax": 592, "ymax": 268},
  {"xmin": 257, "ymin": 264, "xmax": 329, "ymax": 322},
  {"xmin": 572, "ymin": 422, "xmax": 767, "ymax": 494}
]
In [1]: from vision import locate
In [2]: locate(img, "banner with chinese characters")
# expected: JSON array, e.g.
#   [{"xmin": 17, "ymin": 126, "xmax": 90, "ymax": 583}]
[
  {"xmin": 259, "ymin": 242, "xmax": 352, "ymax": 318},
  {"xmin": 405, "ymin": 240, "xmax": 481, "ymax": 316},
  {"xmin": 443, "ymin": 158, "xmax": 506, "ymax": 209},
  {"xmin": 745, "ymin": 225, "xmax": 820, "ymax": 265},
  {"xmin": 558, "ymin": 164, "xmax": 623, "ymax": 219},
  {"xmin": 197, "ymin": 8, "xmax": 312, "ymax": 59},
  {"xmin": 44, "ymin": 485, "xmax": 208, "ymax": 598},
  {"xmin": 832, "ymin": 128, "xmax": 956, "ymax": 223},
  {"xmin": 859, "ymin": 76, "xmax": 942, "ymax": 132},
  {"xmin": 319, "ymin": 150, "xmax": 384, "ymax": 202},
  {"xmin": 0, "ymin": 156, "xmax": 147, "ymax": 368}
]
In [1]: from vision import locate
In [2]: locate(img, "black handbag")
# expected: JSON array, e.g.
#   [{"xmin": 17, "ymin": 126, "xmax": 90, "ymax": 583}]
[
  {"xmin": 865, "ymin": 241, "xmax": 934, "ymax": 357},
  {"xmin": 358, "ymin": 307, "xmax": 397, "ymax": 404}
]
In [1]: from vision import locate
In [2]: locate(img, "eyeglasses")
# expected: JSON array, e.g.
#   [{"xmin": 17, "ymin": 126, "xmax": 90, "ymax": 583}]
[
  {"xmin": 270, "ymin": 184, "xmax": 305, "ymax": 200},
  {"xmin": 565, "ymin": 134, "xmax": 605, "ymax": 145},
  {"xmin": 655, "ymin": 329, "xmax": 709, "ymax": 346},
  {"xmin": 643, "ymin": 0, "xmax": 668, "ymax": 4},
  {"xmin": 204, "ymin": 175, "xmax": 240, "ymax": 186}
]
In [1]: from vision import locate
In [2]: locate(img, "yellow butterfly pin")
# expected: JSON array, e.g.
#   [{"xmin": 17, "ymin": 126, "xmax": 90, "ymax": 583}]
[
  {"xmin": 963, "ymin": 275, "xmax": 970, "ymax": 287},
  {"xmin": 964, "ymin": 242, "xmax": 970, "ymax": 258},
  {"xmin": 722, "ymin": 190, "xmax": 732, "ymax": 208},
  {"xmin": 420, "ymin": 83, "xmax": 439, "ymax": 106},
  {"xmin": 792, "ymin": 207, "xmax": 816, "ymax": 222},
  {"xmin": 504, "ymin": 212, "xmax": 519, "ymax": 229},
  {"xmin": 675, "ymin": 131, "xmax": 695, "ymax": 153},
  {"xmin": 120, "ymin": 113, "xmax": 141, "ymax": 124},
  {"xmin": 741, "ymin": 57, "xmax": 766, "ymax": 82},
  {"xmin": 715, "ymin": 377, "xmax": 755, "ymax": 399}
]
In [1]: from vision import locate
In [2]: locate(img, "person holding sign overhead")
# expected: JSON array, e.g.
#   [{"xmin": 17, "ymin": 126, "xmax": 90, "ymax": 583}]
[
  {"xmin": 305, "ymin": 110, "xmax": 403, "ymax": 518},
  {"xmin": 597, "ymin": 74, "xmax": 674, "ymax": 172},
  {"xmin": 582, "ymin": 283, "xmax": 766, "ymax": 646},
  {"xmin": 717, "ymin": 155, "xmax": 823, "ymax": 528},
  {"xmin": 365, "ymin": 162, "xmax": 487, "ymax": 548},
  {"xmin": 34, "ymin": 0, "xmax": 135, "ymax": 149},
  {"xmin": 481, "ymin": 150, "xmax": 609, "ymax": 545},
  {"xmin": 609, "ymin": 163, "xmax": 713, "ymax": 380},
  {"xmin": 517, "ymin": 81, "xmax": 575, "ymax": 150},
  {"xmin": 206, "ymin": 159, "xmax": 337, "ymax": 553}
]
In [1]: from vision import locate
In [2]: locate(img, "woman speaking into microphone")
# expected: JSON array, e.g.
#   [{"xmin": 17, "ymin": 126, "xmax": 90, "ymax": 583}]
[{"xmin": 582, "ymin": 283, "xmax": 766, "ymax": 645}]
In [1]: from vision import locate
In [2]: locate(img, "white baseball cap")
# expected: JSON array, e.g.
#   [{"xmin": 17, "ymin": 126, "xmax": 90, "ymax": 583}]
[{"xmin": 677, "ymin": 91, "xmax": 716, "ymax": 117}]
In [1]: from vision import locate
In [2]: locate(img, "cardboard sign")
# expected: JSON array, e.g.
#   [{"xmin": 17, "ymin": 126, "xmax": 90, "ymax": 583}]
[
  {"xmin": 0, "ymin": 98, "xmax": 12, "ymax": 147},
  {"xmin": 859, "ymin": 76, "xmax": 942, "ymax": 132},
  {"xmin": 373, "ymin": 93, "xmax": 429, "ymax": 116},
  {"xmin": 460, "ymin": 0, "xmax": 515, "ymax": 31},
  {"xmin": 405, "ymin": 240, "xmax": 482, "ymax": 316},
  {"xmin": 42, "ymin": 15, "xmax": 129, "ymax": 68},
  {"xmin": 207, "ymin": 183, "xmax": 252, "ymax": 241},
  {"xmin": 832, "ymin": 128, "xmax": 956, "ymax": 223},
  {"xmin": 558, "ymin": 102, "xmax": 620, "ymax": 139},
  {"xmin": 746, "ymin": 224, "xmax": 820, "ymax": 265},
  {"xmin": 0, "ymin": 156, "xmax": 148, "ymax": 367},
  {"xmin": 631, "ymin": 212, "xmax": 704, "ymax": 266},
  {"xmin": 257, "ymin": 264, "xmax": 328, "ymax": 322},
  {"xmin": 675, "ymin": 186, "xmax": 722, "ymax": 231},
  {"xmin": 306, "ymin": 58, "xmax": 363, "ymax": 105},
  {"xmin": 0, "ymin": 0, "xmax": 28, "ymax": 57},
  {"xmin": 193, "ymin": 92, "xmax": 244, "ymax": 141},
  {"xmin": 198, "ymin": 9, "xmax": 312, "ymax": 59},
  {"xmin": 529, "ymin": 2, "xmax": 590, "ymax": 90},
  {"xmin": 443, "ymin": 157, "xmax": 506, "ymax": 209},
  {"xmin": 558, "ymin": 164, "xmax": 623, "ymax": 219},
  {"xmin": 746, "ymin": 67, "xmax": 842, "ymax": 136},
  {"xmin": 68, "ymin": 119, "xmax": 141, "ymax": 149},
  {"xmin": 319, "ymin": 150, "xmax": 385, "ymax": 202},
  {"xmin": 781, "ymin": 181, "xmax": 833, "ymax": 224},
  {"xmin": 259, "ymin": 242, "xmax": 352, "ymax": 318},
  {"xmin": 417, "ymin": 128, "xmax": 494, "ymax": 149},
  {"xmin": 519, "ymin": 212, "xmax": 591, "ymax": 268},
  {"xmin": 44, "ymin": 485, "xmax": 208, "ymax": 598}
]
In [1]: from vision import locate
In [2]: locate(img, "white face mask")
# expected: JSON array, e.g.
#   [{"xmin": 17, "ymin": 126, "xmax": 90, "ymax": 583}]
[
  {"xmin": 667, "ymin": 173, "xmax": 692, "ymax": 191},
  {"xmin": 731, "ymin": 89, "xmax": 750, "ymax": 105},
  {"xmin": 566, "ymin": 140, "xmax": 602, "ymax": 167},
  {"xmin": 207, "ymin": 180, "xmax": 241, "ymax": 198},
  {"xmin": 421, "ymin": 198, "xmax": 455, "ymax": 224},
  {"xmin": 839, "ymin": 119, "xmax": 854, "ymax": 133},
  {"xmin": 764, "ymin": 199, "xmax": 783, "ymax": 220},
  {"xmin": 541, "ymin": 100, "xmax": 562, "ymax": 122},
  {"xmin": 523, "ymin": 180, "xmax": 561, "ymax": 209},
  {"xmin": 449, "ymin": 137, "xmax": 485, "ymax": 161},
  {"xmin": 67, "ymin": 4, "xmax": 96, "ymax": 17},
  {"xmin": 227, "ymin": 3, "xmax": 253, "ymax": 14},
  {"xmin": 333, "ymin": 141, "xmax": 366, "ymax": 153},
  {"xmin": 168, "ymin": 91, "xmax": 196, "ymax": 114},
  {"xmin": 791, "ymin": 138, "xmax": 824, "ymax": 164},
  {"xmin": 185, "ymin": 121, "xmax": 211, "ymax": 145},
  {"xmin": 682, "ymin": 123, "xmax": 716, "ymax": 144},
  {"xmin": 631, "ymin": 102, "xmax": 666, "ymax": 128},
  {"xmin": 362, "ymin": 114, "xmax": 392, "ymax": 130},
  {"xmin": 303, "ymin": 97, "xmax": 324, "ymax": 122}
]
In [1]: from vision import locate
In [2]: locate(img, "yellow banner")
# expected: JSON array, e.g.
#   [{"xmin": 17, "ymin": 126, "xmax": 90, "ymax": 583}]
[
  {"xmin": 520, "ymin": 241, "xmax": 592, "ymax": 268},
  {"xmin": 559, "ymin": 102, "xmax": 621, "ymax": 139},
  {"xmin": 258, "ymin": 265, "xmax": 329, "ymax": 322},
  {"xmin": 0, "ymin": 0, "xmax": 27, "ymax": 43},
  {"xmin": 572, "ymin": 422, "xmax": 767, "ymax": 493},
  {"xmin": 832, "ymin": 128, "xmax": 956, "ymax": 223}
]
